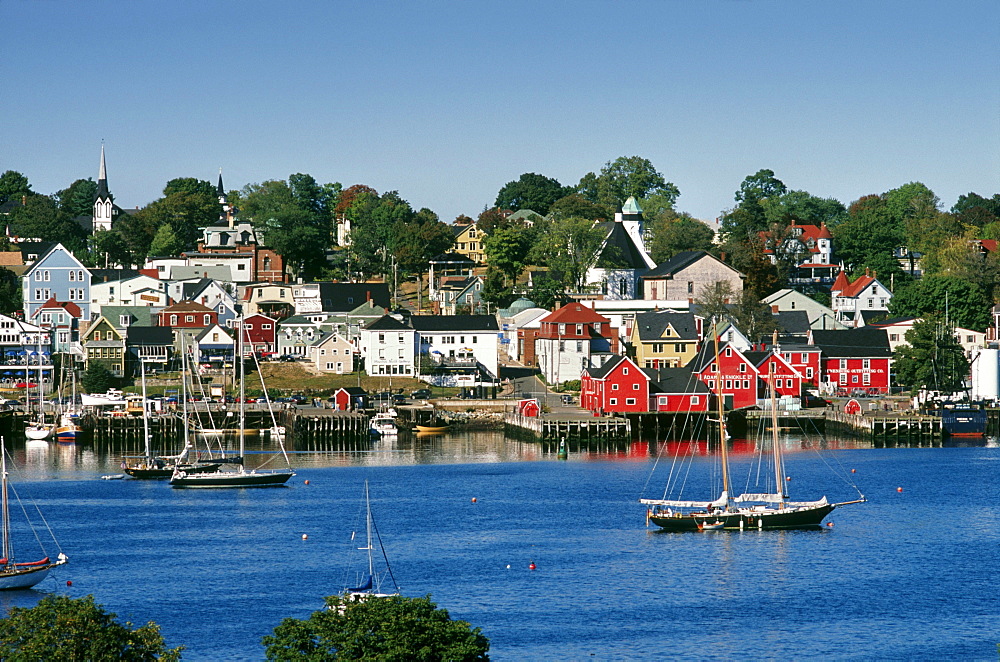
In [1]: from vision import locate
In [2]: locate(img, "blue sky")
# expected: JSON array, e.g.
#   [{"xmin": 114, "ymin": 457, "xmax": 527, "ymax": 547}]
[{"xmin": 3, "ymin": 1, "xmax": 997, "ymax": 224}]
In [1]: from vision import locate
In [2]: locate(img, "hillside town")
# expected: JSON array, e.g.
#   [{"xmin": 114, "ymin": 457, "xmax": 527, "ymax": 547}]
[{"xmin": 1, "ymin": 150, "xmax": 999, "ymax": 415}]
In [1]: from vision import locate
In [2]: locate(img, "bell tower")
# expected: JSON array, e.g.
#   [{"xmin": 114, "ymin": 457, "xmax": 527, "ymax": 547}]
[{"xmin": 93, "ymin": 144, "xmax": 115, "ymax": 232}]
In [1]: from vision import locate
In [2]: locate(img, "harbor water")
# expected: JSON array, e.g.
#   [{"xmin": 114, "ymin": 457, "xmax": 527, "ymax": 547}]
[{"xmin": 1, "ymin": 430, "xmax": 998, "ymax": 660}]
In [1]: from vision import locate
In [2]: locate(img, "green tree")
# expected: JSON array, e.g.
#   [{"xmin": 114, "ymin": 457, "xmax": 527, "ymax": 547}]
[
  {"xmin": 718, "ymin": 237, "xmax": 780, "ymax": 298},
  {"xmin": 8, "ymin": 195, "xmax": 87, "ymax": 250},
  {"xmin": 0, "ymin": 266, "xmax": 21, "ymax": 315},
  {"xmin": 55, "ymin": 178, "xmax": 99, "ymax": 218},
  {"xmin": 731, "ymin": 288, "xmax": 779, "ymax": 344},
  {"xmin": 494, "ymin": 173, "xmax": 571, "ymax": 216},
  {"xmin": 81, "ymin": 361, "xmax": 115, "ymax": 393},
  {"xmin": 390, "ymin": 211, "xmax": 455, "ymax": 310},
  {"xmin": 647, "ymin": 214, "xmax": 714, "ymax": 263},
  {"xmin": 893, "ymin": 317, "xmax": 969, "ymax": 395},
  {"xmin": 148, "ymin": 224, "xmax": 187, "ymax": 257},
  {"xmin": 548, "ymin": 193, "xmax": 607, "ymax": 221},
  {"xmin": 718, "ymin": 169, "xmax": 787, "ymax": 241},
  {"xmin": 263, "ymin": 594, "xmax": 489, "ymax": 661},
  {"xmin": 577, "ymin": 156, "xmax": 679, "ymax": 216},
  {"xmin": 888, "ymin": 275, "xmax": 992, "ymax": 332},
  {"xmin": 528, "ymin": 216, "xmax": 605, "ymax": 291},
  {"xmin": 0, "ymin": 170, "xmax": 33, "ymax": 205},
  {"xmin": 0, "ymin": 594, "xmax": 182, "ymax": 661},
  {"xmin": 952, "ymin": 192, "xmax": 1000, "ymax": 228},
  {"xmin": 832, "ymin": 194, "xmax": 903, "ymax": 276},
  {"xmin": 130, "ymin": 189, "xmax": 220, "ymax": 254},
  {"xmin": 163, "ymin": 177, "xmax": 215, "ymax": 198},
  {"xmin": 693, "ymin": 280, "xmax": 736, "ymax": 324},
  {"xmin": 760, "ymin": 190, "xmax": 848, "ymax": 228},
  {"xmin": 480, "ymin": 267, "xmax": 516, "ymax": 310},
  {"xmin": 475, "ymin": 207, "xmax": 510, "ymax": 235},
  {"xmin": 483, "ymin": 226, "xmax": 531, "ymax": 286}
]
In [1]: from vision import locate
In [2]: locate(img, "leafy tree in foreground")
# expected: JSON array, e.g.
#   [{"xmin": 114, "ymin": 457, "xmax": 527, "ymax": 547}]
[
  {"xmin": 0, "ymin": 266, "xmax": 22, "ymax": 315},
  {"xmin": 0, "ymin": 594, "xmax": 182, "ymax": 661},
  {"xmin": 81, "ymin": 361, "xmax": 116, "ymax": 393},
  {"xmin": 893, "ymin": 317, "xmax": 969, "ymax": 395},
  {"xmin": 577, "ymin": 156, "xmax": 679, "ymax": 217},
  {"xmin": 888, "ymin": 275, "xmax": 992, "ymax": 333},
  {"xmin": 263, "ymin": 594, "xmax": 489, "ymax": 661},
  {"xmin": 494, "ymin": 172, "xmax": 571, "ymax": 216}
]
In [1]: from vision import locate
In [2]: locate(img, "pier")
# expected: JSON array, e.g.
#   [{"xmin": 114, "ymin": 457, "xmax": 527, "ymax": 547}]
[{"xmin": 503, "ymin": 412, "xmax": 630, "ymax": 441}]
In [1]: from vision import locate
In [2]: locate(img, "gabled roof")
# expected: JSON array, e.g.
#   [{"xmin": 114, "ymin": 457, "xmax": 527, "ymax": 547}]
[
  {"xmin": 336, "ymin": 386, "xmax": 367, "ymax": 396},
  {"xmin": 540, "ymin": 302, "xmax": 610, "ymax": 325},
  {"xmin": 642, "ymin": 250, "xmax": 740, "ymax": 280},
  {"xmin": 584, "ymin": 354, "xmax": 630, "ymax": 379},
  {"xmin": 410, "ymin": 315, "xmax": 499, "ymax": 332},
  {"xmin": 160, "ymin": 300, "xmax": 214, "ymax": 314},
  {"xmin": 831, "ymin": 271, "xmax": 885, "ymax": 298},
  {"xmin": 100, "ymin": 305, "xmax": 156, "ymax": 328},
  {"xmin": 759, "ymin": 223, "xmax": 832, "ymax": 253},
  {"xmin": 774, "ymin": 310, "xmax": 811, "ymax": 335},
  {"xmin": 645, "ymin": 366, "xmax": 711, "ymax": 395},
  {"xmin": 35, "ymin": 298, "xmax": 82, "ymax": 318},
  {"xmin": 194, "ymin": 324, "xmax": 232, "ymax": 343},
  {"xmin": 811, "ymin": 328, "xmax": 891, "ymax": 357},
  {"xmin": 126, "ymin": 326, "xmax": 174, "ymax": 345},
  {"xmin": 633, "ymin": 311, "xmax": 699, "ymax": 342},
  {"xmin": 364, "ymin": 315, "xmax": 412, "ymax": 331},
  {"xmin": 595, "ymin": 222, "xmax": 650, "ymax": 270}
]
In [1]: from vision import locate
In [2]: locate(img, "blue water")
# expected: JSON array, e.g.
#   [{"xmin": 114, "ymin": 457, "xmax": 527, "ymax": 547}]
[{"xmin": 2, "ymin": 434, "xmax": 999, "ymax": 660}]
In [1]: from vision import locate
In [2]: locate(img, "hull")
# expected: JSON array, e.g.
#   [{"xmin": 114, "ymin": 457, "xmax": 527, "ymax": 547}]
[
  {"xmin": 56, "ymin": 425, "xmax": 80, "ymax": 442},
  {"xmin": 24, "ymin": 424, "xmax": 54, "ymax": 440},
  {"xmin": 123, "ymin": 462, "xmax": 223, "ymax": 479},
  {"xmin": 0, "ymin": 565, "xmax": 50, "ymax": 590},
  {"xmin": 415, "ymin": 425, "xmax": 449, "ymax": 433},
  {"xmin": 649, "ymin": 503, "xmax": 837, "ymax": 532},
  {"xmin": 941, "ymin": 409, "xmax": 987, "ymax": 437},
  {"xmin": 169, "ymin": 469, "xmax": 295, "ymax": 488}
]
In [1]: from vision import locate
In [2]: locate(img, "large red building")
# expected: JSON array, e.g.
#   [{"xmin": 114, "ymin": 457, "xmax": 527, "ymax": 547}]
[
  {"xmin": 233, "ymin": 313, "xmax": 277, "ymax": 355},
  {"xmin": 811, "ymin": 328, "xmax": 892, "ymax": 395}
]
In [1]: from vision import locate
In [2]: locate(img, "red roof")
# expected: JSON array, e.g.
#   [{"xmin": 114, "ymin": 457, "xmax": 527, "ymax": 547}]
[
  {"xmin": 831, "ymin": 271, "xmax": 881, "ymax": 298},
  {"xmin": 138, "ymin": 268, "xmax": 161, "ymax": 279},
  {"xmin": 539, "ymin": 303, "xmax": 610, "ymax": 325},
  {"xmin": 759, "ymin": 224, "xmax": 831, "ymax": 254},
  {"xmin": 36, "ymin": 297, "xmax": 83, "ymax": 318}
]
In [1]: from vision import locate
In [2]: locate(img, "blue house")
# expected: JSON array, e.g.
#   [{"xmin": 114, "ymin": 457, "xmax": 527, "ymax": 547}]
[{"xmin": 22, "ymin": 243, "xmax": 91, "ymax": 322}]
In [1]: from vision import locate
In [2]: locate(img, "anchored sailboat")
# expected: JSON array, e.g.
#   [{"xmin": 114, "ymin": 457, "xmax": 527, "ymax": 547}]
[
  {"xmin": 341, "ymin": 480, "xmax": 399, "ymax": 603},
  {"xmin": 0, "ymin": 435, "xmax": 67, "ymax": 589},
  {"xmin": 642, "ymin": 333, "xmax": 865, "ymax": 532}
]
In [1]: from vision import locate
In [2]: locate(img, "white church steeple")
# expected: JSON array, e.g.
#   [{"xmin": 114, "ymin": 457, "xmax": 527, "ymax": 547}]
[{"xmin": 93, "ymin": 144, "xmax": 116, "ymax": 232}]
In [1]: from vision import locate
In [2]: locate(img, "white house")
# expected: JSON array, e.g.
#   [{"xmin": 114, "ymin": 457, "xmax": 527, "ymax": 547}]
[
  {"xmin": 830, "ymin": 270, "xmax": 893, "ymax": 327},
  {"xmin": 309, "ymin": 332, "xmax": 356, "ymax": 374},
  {"xmin": 90, "ymin": 275, "xmax": 166, "ymax": 310},
  {"xmin": 359, "ymin": 315, "xmax": 416, "ymax": 377}
]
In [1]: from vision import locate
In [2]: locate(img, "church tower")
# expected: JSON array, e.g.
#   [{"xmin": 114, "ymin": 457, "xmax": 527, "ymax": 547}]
[
  {"xmin": 217, "ymin": 169, "xmax": 234, "ymax": 227},
  {"xmin": 93, "ymin": 144, "xmax": 115, "ymax": 232}
]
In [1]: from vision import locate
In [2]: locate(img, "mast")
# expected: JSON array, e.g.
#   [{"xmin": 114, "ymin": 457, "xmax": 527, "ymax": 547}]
[
  {"xmin": 713, "ymin": 329, "xmax": 731, "ymax": 508},
  {"xmin": 365, "ymin": 480, "xmax": 375, "ymax": 581},
  {"xmin": 141, "ymin": 361, "xmax": 151, "ymax": 463},
  {"xmin": 769, "ymin": 361, "xmax": 785, "ymax": 506},
  {"xmin": 1, "ymin": 437, "xmax": 9, "ymax": 563},
  {"xmin": 238, "ymin": 317, "xmax": 245, "ymax": 465}
]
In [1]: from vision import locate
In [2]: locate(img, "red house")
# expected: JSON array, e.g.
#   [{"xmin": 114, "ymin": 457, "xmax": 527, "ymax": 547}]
[
  {"xmin": 745, "ymin": 350, "xmax": 802, "ymax": 398},
  {"xmin": 581, "ymin": 355, "xmax": 649, "ymax": 414},
  {"xmin": 692, "ymin": 343, "xmax": 762, "ymax": 410},
  {"xmin": 811, "ymin": 328, "xmax": 892, "ymax": 395},
  {"xmin": 158, "ymin": 300, "xmax": 217, "ymax": 329},
  {"xmin": 775, "ymin": 344, "xmax": 822, "ymax": 388},
  {"xmin": 332, "ymin": 387, "xmax": 367, "ymax": 411},
  {"xmin": 233, "ymin": 314, "xmax": 277, "ymax": 355}
]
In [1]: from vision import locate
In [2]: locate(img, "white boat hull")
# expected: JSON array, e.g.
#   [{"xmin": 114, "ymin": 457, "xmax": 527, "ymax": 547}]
[
  {"xmin": 24, "ymin": 424, "xmax": 54, "ymax": 441},
  {"xmin": 0, "ymin": 565, "xmax": 50, "ymax": 590}
]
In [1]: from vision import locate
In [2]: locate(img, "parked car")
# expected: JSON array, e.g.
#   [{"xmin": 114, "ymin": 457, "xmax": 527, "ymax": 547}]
[
  {"xmin": 411, "ymin": 388, "xmax": 432, "ymax": 400},
  {"xmin": 288, "ymin": 394, "xmax": 308, "ymax": 405},
  {"xmin": 391, "ymin": 394, "xmax": 407, "ymax": 405},
  {"xmin": 801, "ymin": 393, "xmax": 831, "ymax": 408},
  {"xmin": 373, "ymin": 391, "xmax": 394, "ymax": 404},
  {"xmin": 278, "ymin": 354, "xmax": 297, "ymax": 362}
]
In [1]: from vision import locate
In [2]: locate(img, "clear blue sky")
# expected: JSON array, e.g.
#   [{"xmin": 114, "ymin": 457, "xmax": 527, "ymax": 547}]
[{"xmin": 3, "ymin": 1, "xmax": 997, "ymax": 224}]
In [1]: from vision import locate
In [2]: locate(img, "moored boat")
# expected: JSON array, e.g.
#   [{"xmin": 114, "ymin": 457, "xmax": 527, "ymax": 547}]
[
  {"xmin": 370, "ymin": 411, "xmax": 398, "ymax": 437},
  {"xmin": 940, "ymin": 407, "xmax": 987, "ymax": 437}
]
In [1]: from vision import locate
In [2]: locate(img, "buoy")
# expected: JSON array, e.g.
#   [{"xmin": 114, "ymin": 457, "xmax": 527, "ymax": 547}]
[
  {"xmin": 471, "ymin": 497, "xmax": 477, "ymax": 503},
  {"xmin": 851, "ymin": 469, "xmax": 857, "ymax": 473},
  {"xmin": 785, "ymin": 476, "xmax": 791, "ymax": 481},
  {"xmin": 897, "ymin": 487, "xmax": 903, "ymax": 493},
  {"xmin": 506, "ymin": 564, "xmax": 510, "ymax": 569},
  {"xmin": 302, "ymin": 534, "xmax": 308, "ymax": 540},
  {"xmin": 826, "ymin": 522, "xmax": 834, "ymax": 527},
  {"xmin": 66, "ymin": 580, "xmax": 72, "ymax": 586},
  {"xmin": 529, "ymin": 561, "xmax": 536, "ymax": 570},
  {"xmin": 304, "ymin": 479, "xmax": 310, "ymax": 485}
]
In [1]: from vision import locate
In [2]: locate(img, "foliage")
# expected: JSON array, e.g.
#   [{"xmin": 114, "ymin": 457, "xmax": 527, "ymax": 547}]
[
  {"xmin": 476, "ymin": 207, "xmax": 510, "ymax": 235},
  {"xmin": 528, "ymin": 216, "xmax": 605, "ymax": 291},
  {"xmin": 718, "ymin": 238, "xmax": 780, "ymax": 298},
  {"xmin": 81, "ymin": 361, "xmax": 116, "ymax": 393},
  {"xmin": 127, "ymin": 188, "xmax": 220, "ymax": 259},
  {"xmin": 0, "ymin": 267, "xmax": 21, "ymax": 315},
  {"xmin": 647, "ymin": 214, "xmax": 714, "ymax": 263},
  {"xmin": 548, "ymin": 193, "xmax": 607, "ymax": 221},
  {"xmin": 148, "ymin": 224, "xmax": 186, "ymax": 257},
  {"xmin": 346, "ymin": 190, "xmax": 415, "ymax": 279},
  {"xmin": 893, "ymin": 318, "xmax": 969, "ymax": 395},
  {"xmin": 952, "ymin": 192, "xmax": 1000, "ymax": 228},
  {"xmin": 832, "ymin": 194, "xmax": 903, "ymax": 276},
  {"xmin": 0, "ymin": 170, "xmax": 33, "ymax": 204},
  {"xmin": 55, "ymin": 178, "xmax": 98, "ymax": 218},
  {"xmin": 164, "ymin": 177, "xmax": 215, "ymax": 198},
  {"xmin": 480, "ymin": 268, "xmax": 516, "ymax": 309},
  {"xmin": 694, "ymin": 280, "xmax": 736, "ymax": 324},
  {"xmin": 494, "ymin": 173, "xmax": 571, "ymax": 216},
  {"xmin": 263, "ymin": 594, "xmax": 489, "ymax": 661},
  {"xmin": 528, "ymin": 273, "xmax": 565, "ymax": 310},
  {"xmin": 483, "ymin": 226, "xmax": 531, "ymax": 286},
  {"xmin": 719, "ymin": 169, "xmax": 787, "ymax": 241},
  {"xmin": 577, "ymin": 156, "xmax": 679, "ymax": 216},
  {"xmin": 390, "ymin": 210, "xmax": 455, "ymax": 277},
  {"xmin": 333, "ymin": 184, "xmax": 376, "ymax": 219},
  {"xmin": 731, "ymin": 289, "xmax": 779, "ymax": 344},
  {"xmin": 8, "ymin": 195, "xmax": 87, "ymax": 251},
  {"xmin": 888, "ymin": 275, "xmax": 992, "ymax": 332},
  {"xmin": 0, "ymin": 594, "xmax": 182, "ymax": 661},
  {"xmin": 87, "ymin": 230, "xmax": 134, "ymax": 268}
]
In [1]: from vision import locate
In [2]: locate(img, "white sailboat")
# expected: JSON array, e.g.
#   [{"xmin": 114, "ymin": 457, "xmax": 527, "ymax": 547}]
[
  {"xmin": 0, "ymin": 435, "xmax": 68, "ymax": 589},
  {"xmin": 170, "ymin": 317, "xmax": 294, "ymax": 488},
  {"xmin": 24, "ymin": 335, "xmax": 53, "ymax": 441},
  {"xmin": 340, "ymin": 480, "xmax": 399, "ymax": 604}
]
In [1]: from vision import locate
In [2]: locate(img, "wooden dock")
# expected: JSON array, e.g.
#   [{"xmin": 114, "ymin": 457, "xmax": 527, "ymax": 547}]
[{"xmin": 503, "ymin": 412, "xmax": 630, "ymax": 441}]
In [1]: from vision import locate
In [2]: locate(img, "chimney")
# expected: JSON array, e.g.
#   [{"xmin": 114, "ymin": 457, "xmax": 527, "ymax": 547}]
[
  {"xmin": 771, "ymin": 305, "xmax": 779, "ymax": 313},
  {"xmin": 366, "ymin": 290, "xmax": 371, "ymax": 302}
]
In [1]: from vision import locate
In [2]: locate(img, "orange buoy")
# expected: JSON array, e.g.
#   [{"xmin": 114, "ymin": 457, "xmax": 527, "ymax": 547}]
[
  {"xmin": 785, "ymin": 476, "xmax": 791, "ymax": 481},
  {"xmin": 529, "ymin": 561, "xmax": 536, "ymax": 570},
  {"xmin": 66, "ymin": 580, "xmax": 72, "ymax": 586},
  {"xmin": 826, "ymin": 522, "xmax": 834, "ymax": 527},
  {"xmin": 897, "ymin": 487, "xmax": 903, "ymax": 493},
  {"xmin": 304, "ymin": 480, "xmax": 310, "ymax": 485},
  {"xmin": 851, "ymin": 469, "xmax": 857, "ymax": 473},
  {"xmin": 471, "ymin": 497, "xmax": 477, "ymax": 503}
]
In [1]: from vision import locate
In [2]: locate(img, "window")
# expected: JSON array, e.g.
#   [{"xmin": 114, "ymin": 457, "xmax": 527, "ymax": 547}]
[
  {"xmin": 186, "ymin": 315, "xmax": 194, "ymax": 323},
  {"xmin": 378, "ymin": 334, "xmax": 385, "ymax": 344},
  {"xmin": 626, "ymin": 398, "xmax": 636, "ymax": 405},
  {"xmin": 612, "ymin": 384, "xmax": 619, "ymax": 390},
  {"xmin": 687, "ymin": 281, "xmax": 694, "ymax": 294},
  {"xmin": 806, "ymin": 367, "xmax": 814, "ymax": 379},
  {"xmin": 576, "ymin": 324, "xmax": 583, "ymax": 335},
  {"xmin": 120, "ymin": 315, "xmax": 130, "ymax": 327},
  {"xmin": 576, "ymin": 341, "xmax": 582, "ymax": 352},
  {"xmin": 739, "ymin": 363, "xmax": 746, "ymax": 373},
  {"xmin": 863, "ymin": 359, "xmax": 871, "ymax": 369},
  {"xmin": 93, "ymin": 331, "xmax": 101, "ymax": 341},
  {"xmin": 633, "ymin": 383, "xmax": 641, "ymax": 390},
  {"xmin": 776, "ymin": 378, "xmax": 783, "ymax": 388},
  {"xmin": 675, "ymin": 343, "xmax": 684, "ymax": 353},
  {"xmin": 851, "ymin": 375, "xmax": 859, "ymax": 384},
  {"xmin": 725, "ymin": 347, "xmax": 732, "ymax": 357},
  {"xmin": 558, "ymin": 324, "xmax": 566, "ymax": 335},
  {"xmin": 839, "ymin": 359, "xmax": 847, "ymax": 369},
  {"xmin": 472, "ymin": 336, "xmax": 478, "ymax": 343},
  {"xmin": 652, "ymin": 343, "xmax": 664, "ymax": 353},
  {"xmin": 800, "ymin": 353, "xmax": 808, "ymax": 363},
  {"xmin": 204, "ymin": 315, "xmax": 211, "ymax": 325},
  {"xmin": 609, "ymin": 398, "xmax": 617, "ymax": 406},
  {"xmin": 69, "ymin": 270, "xmax": 76, "ymax": 282},
  {"xmin": 708, "ymin": 380, "xmax": 715, "ymax": 391},
  {"xmin": 170, "ymin": 315, "xmax": 178, "ymax": 325},
  {"xmin": 558, "ymin": 341, "xmax": 564, "ymax": 351},
  {"xmin": 725, "ymin": 380, "xmax": 732, "ymax": 389},
  {"xmin": 867, "ymin": 298, "xmax": 874, "ymax": 308},
  {"xmin": 863, "ymin": 373, "xmax": 871, "ymax": 386},
  {"xmin": 839, "ymin": 373, "xmax": 847, "ymax": 385},
  {"xmin": 622, "ymin": 367, "xmax": 629, "ymax": 375}
]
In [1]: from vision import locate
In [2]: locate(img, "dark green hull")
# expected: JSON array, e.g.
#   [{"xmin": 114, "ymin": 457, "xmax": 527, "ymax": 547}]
[
  {"xmin": 123, "ymin": 462, "xmax": 222, "ymax": 480},
  {"xmin": 649, "ymin": 504, "xmax": 837, "ymax": 532},
  {"xmin": 169, "ymin": 469, "xmax": 294, "ymax": 488}
]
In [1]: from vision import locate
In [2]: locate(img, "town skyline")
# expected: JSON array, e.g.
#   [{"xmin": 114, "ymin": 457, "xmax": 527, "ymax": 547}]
[{"xmin": 4, "ymin": 1, "xmax": 997, "ymax": 223}]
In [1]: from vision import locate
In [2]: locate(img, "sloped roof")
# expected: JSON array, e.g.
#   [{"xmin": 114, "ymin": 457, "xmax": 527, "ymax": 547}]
[
  {"xmin": 410, "ymin": 315, "xmax": 498, "ymax": 332},
  {"xmin": 37, "ymin": 297, "xmax": 83, "ymax": 318},
  {"xmin": 642, "ymin": 251, "xmax": 738, "ymax": 280},
  {"xmin": 160, "ymin": 300, "xmax": 214, "ymax": 314},
  {"xmin": 364, "ymin": 315, "xmax": 411, "ymax": 331},
  {"xmin": 811, "ymin": 328, "xmax": 891, "ymax": 357},
  {"xmin": 774, "ymin": 310, "xmax": 811, "ymax": 335},
  {"xmin": 645, "ymin": 366, "xmax": 711, "ymax": 395},
  {"xmin": 595, "ymin": 222, "xmax": 650, "ymax": 270},
  {"xmin": 584, "ymin": 354, "xmax": 629, "ymax": 379},
  {"xmin": 633, "ymin": 311, "xmax": 699, "ymax": 342},
  {"xmin": 540, "ymin": 302, "xmax": 610, "ymax": 325},
  {"xmin": 621, "ymin": 196, "xmax": 642, "ymax": 215},
  {"xmin": 126, "ymin": 326, "xmax": 174, "ymax": 345}
]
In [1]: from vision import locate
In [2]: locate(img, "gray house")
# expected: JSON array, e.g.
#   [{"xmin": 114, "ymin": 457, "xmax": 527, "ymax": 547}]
[{"xmin": 22, "ymin": 243, "xmax": 91, "ymax": 321}]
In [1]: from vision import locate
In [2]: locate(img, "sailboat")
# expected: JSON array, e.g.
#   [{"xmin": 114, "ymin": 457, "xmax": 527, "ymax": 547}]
[
  {"xmin": 169, "ymin": 318, "xmax": 294, "ymax": 488},
  {"xmin": 56, "ymin": 361, "xmax": 81, "ymax": 443},
  {"xmin": 24, "ymin": 337, "xmax": 53, "ymax": 441},
  {"xmin": 123, "ymin": 360, "xmax": 221, "ymax": 479},
  {"xmin": 642, "ymin": 335, "xmax": 865, "ymax": 532},
  {"xmin": 0, "ymin": 435, "xmax": 68, "ymax": 589},
  {"xmin": 339, "ymin": 480, "xmax": 399, "ymax": 604}
]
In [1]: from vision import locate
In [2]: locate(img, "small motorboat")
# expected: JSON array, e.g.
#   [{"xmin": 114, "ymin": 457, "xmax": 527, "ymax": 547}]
[
  {"xmin": 370, "ymin": 412, "xmax": 398, "ymax": 437},
  {"xmin": 415, "ymin": 421, "xmax": 450, "ymax": 433},
  {"xmin": 697, "ymin": 520, "xmax": 725, "ymax": 531}
]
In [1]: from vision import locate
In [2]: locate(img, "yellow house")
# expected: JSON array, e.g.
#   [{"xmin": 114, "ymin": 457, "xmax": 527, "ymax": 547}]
[
  {"xmin": 82, "ymin": 315, "xmax": 126, "ymax": 377},
  {"xmin": 629, "ymin": 311, "xmax": 702, "ymax": 369},
  {"xmin": 453, "ymin": 224, "xmax": 487, "ymax": 264}
]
